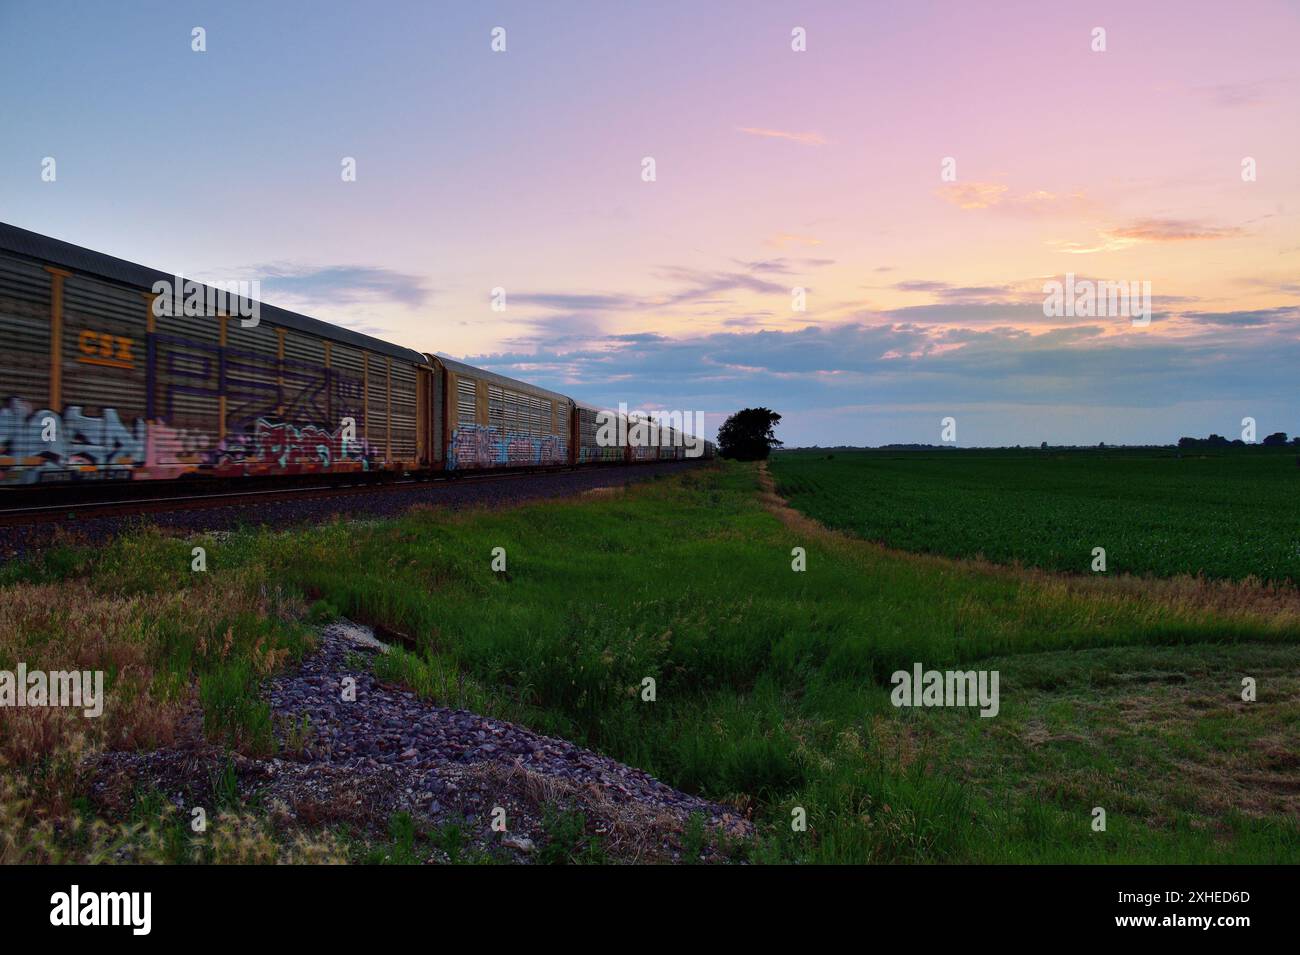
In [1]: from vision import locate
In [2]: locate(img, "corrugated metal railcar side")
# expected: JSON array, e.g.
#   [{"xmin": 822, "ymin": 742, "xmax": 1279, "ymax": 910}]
[
  {"xmin": 629, "ymin": 425, "xmax": 657, "ymax": 462},
  {"xmin": 0, "ymin": 252, "xmax": 73, "ymax": 483},
  {"xmin": 574, "ymin": 402, "xmax": 626, "ymax": 465},
  {"xmin": 0, "ymin": 223, "xmax": 428, "ymax": 485},
  {"xmin": 431, "ymin": 354, "xmax": 571, "ymax": 470},
  {"xmin": 656, "ymin": 425, "xmax": 679, "ymax": 460}
]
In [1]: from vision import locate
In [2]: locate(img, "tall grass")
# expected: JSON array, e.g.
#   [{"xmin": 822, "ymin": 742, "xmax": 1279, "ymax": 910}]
[{"xmin": 3, "ymin": 463, "xmax": 1297, "ymax": 862}]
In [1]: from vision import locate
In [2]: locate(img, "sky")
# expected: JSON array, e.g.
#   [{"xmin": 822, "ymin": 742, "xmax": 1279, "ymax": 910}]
[{"xmin": 1, "ymin": 0, "xmax": 1297, "ymax": 446}]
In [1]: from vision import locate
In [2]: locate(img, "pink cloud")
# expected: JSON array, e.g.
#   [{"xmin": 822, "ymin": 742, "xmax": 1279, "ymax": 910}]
[
  {"xmin": 934, "ymin": 182, "xmax": 1009, "ymax": 209},
  {"xmin": 735, "ymin": 127, "xmax": 829, "ymax": 146},
  {"xmin": 1107, "ymin": 218, "xmax": 1246, "ymax": 242}
]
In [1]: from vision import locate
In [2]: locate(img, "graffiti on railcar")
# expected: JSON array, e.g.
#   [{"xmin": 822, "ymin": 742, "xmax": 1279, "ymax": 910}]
[
  {"xmin": 0, "ymin": 398, "xmax": 376, "ymax": 483},
  {"xmin": 447, "ymin": 424, "xmax": 567, "ymax": 470},
  {"xmin": 0, "ymin": 398, "xmax": 144, "ymax": 484},
  {"xmin": 0, "ymin": 324, "xmax": 387, "ymax": 482},
  {"xmin": 577, "ymin": 445, "xmax": 623, "ymax": 464},
  {"xmin": 153, "ymin": 334, "xmax": 364, "ymax": 431},
  {"xmin": 141, "ymin": 421, "xmax": 215, "ymax": 480},
  {"xmin": 211, "ymin": 418, "xmax": 376, "ymax": 474}
]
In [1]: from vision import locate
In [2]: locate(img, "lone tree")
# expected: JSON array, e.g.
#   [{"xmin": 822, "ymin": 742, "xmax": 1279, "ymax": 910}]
[{"xmin": 717, "ymin": 407, "xmax": 783, "ymax": 460}]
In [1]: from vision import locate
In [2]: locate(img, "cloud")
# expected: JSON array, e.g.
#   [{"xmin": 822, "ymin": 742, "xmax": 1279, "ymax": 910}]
[
  {"xmin": 936, "ymin": 184, "xmax": 1093, "ymax": 216},
  {"xmin": 609, "ymin": 332, "xmax": 668, "ymax": 343},
  {"xmin": 887, "ymin": 280, "xmax": 1036, "ymax": 308},
  {"xmin": 893, "ymin": 280, "xmax": 950, "ymax": 293},
  {"xmin": 1107, "ymin": 218, "xmax": 1246, "ymax": 243},
  {"xmin": 736, "ymin": 126, "xmax": 828, "ymax": 146},
  {"xmin": 1195, "ymin": 79, "xmax": 1277, "ymax": 108},
  {"xmin": 464, "ymin": 313, "xmax": 1296, "ymax": 407},
  {"xmin": 453, "ymin": 302, "xmax": 1300, "ymax": 446},
  {"xmin": 499, "ymin": 311, "xmax": 609, "ymax": 350},
  {"xmin": 934, "ymin": 182, "xmax": 1009, "ymax": 209},
  {"xmin": 892, "ymin": 280, "xmax": 1016, "ymax": 301},
  {"xmin": 1180, "ymin": 306, "xmax": 1300, "ymax": 326},
  {"xmin": 1049, "ymin": 235, "xmax": 1140, "ymax": 255},
  {"xmin": 508, "ymin": 292, "xmax": 639, "ymax": 311},
  {"xmin": 1052, "ymin": 218, "xmax": 1246, "ymax": 254},
  {"xmin": 494, "ymin": 266, "xmax": 800, "ymax": 351},
  {"xmin": 651, "ymin": 266, "xmax": 789, "ymax": 304},
  {"xmin": 1004, "ymin": 189, "xmax": 1093, "ymax": 217},
  {"xmin": 880, "ymin": 302, "xmax": 1053, "ymax": 326},
  {"xmin": 1237, "ymin": 277, "xmax": 1300, "ymax": 296},
  {"xmin": 253, "ymin": 263, "xmax": 431, "ymax": 308},
  {"xmin": 732, "ymin": 257, "xmax": 836, "ymax": 274}
]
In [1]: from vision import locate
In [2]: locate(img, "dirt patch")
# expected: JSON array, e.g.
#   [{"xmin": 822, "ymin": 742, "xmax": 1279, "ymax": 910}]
[{"xmin": 579, "ymin": 486, "xmax": 626, "ymax": 498}]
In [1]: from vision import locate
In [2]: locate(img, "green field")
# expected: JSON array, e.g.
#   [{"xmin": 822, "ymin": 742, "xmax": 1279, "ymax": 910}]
[
  {"xmin": 770, "ymin": 447, "xmax": 1300, "ymax": 583},
  {"xmin": 3, "ymin": 462, "xmax": 1298, "ymax": 863}
]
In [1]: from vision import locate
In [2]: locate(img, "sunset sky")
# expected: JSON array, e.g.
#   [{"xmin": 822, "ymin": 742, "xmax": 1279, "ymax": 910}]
[{"xmin": 2, "ymin": 0, "xmax": 1297, "ymax": 445}]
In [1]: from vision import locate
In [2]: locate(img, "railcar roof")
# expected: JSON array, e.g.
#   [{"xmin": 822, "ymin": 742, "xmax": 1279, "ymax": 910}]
[
  {"xmin": 0, "ymin": 221, "xmax": 427, "ymax": 364},
  {"xmin": 574, "ymin": 400, "xmax": 617, "ymax": 413},
  {"xmin": 430, "ymin": 354, "xmax": 573, "ymax": 406}
]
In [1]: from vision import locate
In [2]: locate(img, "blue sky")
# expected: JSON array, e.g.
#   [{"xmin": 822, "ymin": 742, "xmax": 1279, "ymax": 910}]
[{"xmin": 2, "ymin": 0, "xmax": 1297, "ymax": 446}]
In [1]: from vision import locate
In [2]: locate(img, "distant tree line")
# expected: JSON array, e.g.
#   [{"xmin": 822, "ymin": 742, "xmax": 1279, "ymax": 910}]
[
  {"xmin": 1177, "ymin": 432, "xmax": 1298, "ymax": 449},
  {"xmin": 780, "ymin": 433, "xmax": 1300, "ymax": 452}
]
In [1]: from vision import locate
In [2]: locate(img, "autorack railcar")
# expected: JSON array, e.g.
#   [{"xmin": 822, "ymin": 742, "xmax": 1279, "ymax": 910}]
[
  {"xmin": 0, "ymin": 223, "xmax": 429, "ymax": 486},
  {"xmin": 430, "ymin": 354, "xmax": 571, "ymax": 471},
  {"xmin": 0, "ymin": 223, "xmax": 712, "ymax": 488},
  {"xmin": 574, "ymin": 401, "xmax": 627, "ymax": 465}
]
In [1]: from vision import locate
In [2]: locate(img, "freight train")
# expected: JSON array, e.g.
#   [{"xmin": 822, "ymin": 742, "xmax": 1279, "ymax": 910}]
[{"xmin": 0, "ymin": 223, "xmax": 713, "ymax": 488}]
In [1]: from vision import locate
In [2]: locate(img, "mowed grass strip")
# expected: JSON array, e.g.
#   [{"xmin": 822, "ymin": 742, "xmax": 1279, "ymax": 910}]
[
  {"xmin": 770, "ymin": 447, "xmax": 1300, "ymax": 583},
  {"xmin": 2, "ymin": 463, "xmax": 1297, "ymax": 862}
]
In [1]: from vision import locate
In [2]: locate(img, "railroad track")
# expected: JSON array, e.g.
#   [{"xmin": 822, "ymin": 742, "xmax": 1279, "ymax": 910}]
[{"xmin": 0, "ymin": 466, "xmax": 599, "ymax": 527}]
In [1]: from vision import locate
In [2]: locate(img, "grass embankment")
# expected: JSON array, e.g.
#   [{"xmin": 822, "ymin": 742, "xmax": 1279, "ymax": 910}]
[
  {"xmin": 770, "ymin": 447, "xmax": 1300, "ymax": 583},
  {"xmin": 2, "ymin": 463, "xmax": 1297, "ymax": 862}
]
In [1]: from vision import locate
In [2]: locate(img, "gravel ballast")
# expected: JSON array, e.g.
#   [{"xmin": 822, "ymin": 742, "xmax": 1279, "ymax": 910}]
[{"xmin": 92, "ymin": 621, "xmax": 751, "ymax": 863}]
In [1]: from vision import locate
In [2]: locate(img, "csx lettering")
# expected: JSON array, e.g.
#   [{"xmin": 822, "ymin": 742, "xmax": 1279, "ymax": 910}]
[{"xmin": 78, "ymin": 331, "xmax": 134, "ymax": 367}]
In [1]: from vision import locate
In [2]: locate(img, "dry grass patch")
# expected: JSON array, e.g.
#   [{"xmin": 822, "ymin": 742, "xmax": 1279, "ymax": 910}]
[
  {"xmin": 0, "ymin": 569, "xmax": 310, "ymax": 830},
  {"xmin": 466, "ymin": 760, "xmax": 747, "ymax": 863}
]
